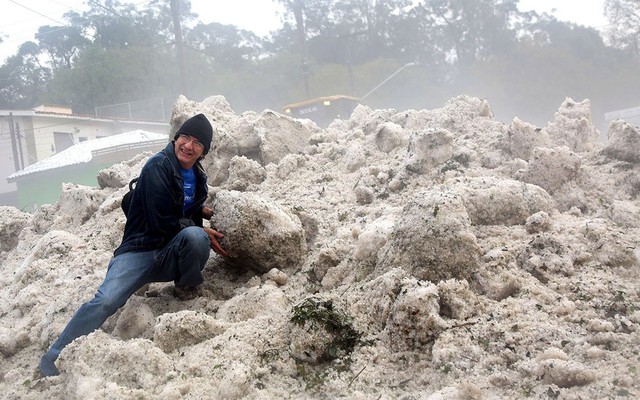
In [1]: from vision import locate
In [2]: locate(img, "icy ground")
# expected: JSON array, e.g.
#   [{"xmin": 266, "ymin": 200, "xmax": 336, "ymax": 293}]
[{"xmin": 0, "ymin": 94, "xmax": 639, "ymax": 399}]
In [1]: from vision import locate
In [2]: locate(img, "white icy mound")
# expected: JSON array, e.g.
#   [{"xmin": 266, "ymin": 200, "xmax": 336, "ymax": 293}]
[{"xmin": 1, "ymin": 94, "xmax": 639, "ymax": 399}]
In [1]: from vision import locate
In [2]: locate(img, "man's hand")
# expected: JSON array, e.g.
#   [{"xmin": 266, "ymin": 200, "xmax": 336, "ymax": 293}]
[
  {"xmin": 202, "ymin": 206, "xmax": 213, "ymax": 220},
  {"xmin": 204, "ymin": 227, "xmax": 228, "ymax": 256}
]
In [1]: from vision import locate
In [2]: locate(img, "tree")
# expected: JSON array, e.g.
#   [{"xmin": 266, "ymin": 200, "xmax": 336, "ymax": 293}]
[
  {"xmin": 272, "ymin": 0, "xmax": 419, "ymax": 97},
  {"xmin": 276, "ymin": 0, "xmax": 414, "ymax": 64},
  {"xmin": 143, "ymin": 0, "xmax": 197, "ymax": 39},
  {"xmin": 44, "ymin": 44, "xmax": 180, "ymax": 115},
  {"xmin": 0, "ymin": 42, "xmax": 51, "ymax": 108},
  {"xmin": 460, "ymin": 17, "xmax": 640, "ymax": 132},
  {"xmin": 35, "ymin": 25, "xmax": 88, "ymax": 69},
  {"xmin": 604, "ymin": 0, "xmax": 640, "ymax": 57},
  {"xmin": 414, "ymin": 0, "xmax": 520, "ymax": 66},
  {"xmin": 69, "ymin": 2, "xmax": 167, "ymax": 49},
  {"xmin": 185, "ymin": 22, "xmax": 263, "ymax": 67},
  {"xmin": 40, "ymin": 0, "xmax": 198, "ymax": 112}
]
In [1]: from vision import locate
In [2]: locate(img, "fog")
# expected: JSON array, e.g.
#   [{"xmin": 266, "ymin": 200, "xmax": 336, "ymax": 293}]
[
  {"xmin": 0, "ymin": 1, "xmax": 640, "ymax": 209},
  {"xmin": 1, "ymin": 92, "xmax": 639, "ymax": 399},
  {"xmin": 1, "ymin": 2, "xmax": 640, "ymax": 398},
  {"xmin": 0, "ymin": 2, "xmax": 638, "ymax": 201}
]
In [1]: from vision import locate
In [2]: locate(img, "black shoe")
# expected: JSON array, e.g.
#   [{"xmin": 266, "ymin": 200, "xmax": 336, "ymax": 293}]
[
  {"xmin": 173, "ymin": 285, "xmax": 199, "ymax": 300},
  {"xmin": 39, "ymin": 354, "xmax": 60, "ymax": 377}
]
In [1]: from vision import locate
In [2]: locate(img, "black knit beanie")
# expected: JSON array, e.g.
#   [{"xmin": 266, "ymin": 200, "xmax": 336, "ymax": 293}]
[{"xmin": 174, "ymin": 113, "xmax": 213, "ymax": 155}]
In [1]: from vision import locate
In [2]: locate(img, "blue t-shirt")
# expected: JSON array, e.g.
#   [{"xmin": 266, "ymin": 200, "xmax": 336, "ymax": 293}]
[{"xmin": 181, "ymin": 167, "xmax": 196, "ymax": 211}]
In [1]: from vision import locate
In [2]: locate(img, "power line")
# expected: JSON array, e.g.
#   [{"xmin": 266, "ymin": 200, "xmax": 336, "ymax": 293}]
[
  {"xmin": 0, "ymin": 118, "xmax": 99, "ymax": 135},
  {"xmin": 0, "ymin": 0, "xmax": 176, "ymax": 83},
  {"xmin": 0, "ymin": 0, "xmax": 154, "ymax": 50},
  {"xmin": 5, "ymin": 0, "xmax": 66, "ymax": 26}
]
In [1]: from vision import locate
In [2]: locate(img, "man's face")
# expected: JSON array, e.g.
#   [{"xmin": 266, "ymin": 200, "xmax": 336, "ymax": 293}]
[{"xmin": 174, "ymin": 134, "xmax": 205, "ymax": 169}]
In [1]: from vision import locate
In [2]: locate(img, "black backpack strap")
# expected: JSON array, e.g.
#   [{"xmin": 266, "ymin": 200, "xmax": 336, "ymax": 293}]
[
  {"xmin": 129, "ymin": 177, "xmax": 139, "ymax": 190},
  {"xmin": 121, "ymin": 177, "xmax": 139, "ymax": 217}
]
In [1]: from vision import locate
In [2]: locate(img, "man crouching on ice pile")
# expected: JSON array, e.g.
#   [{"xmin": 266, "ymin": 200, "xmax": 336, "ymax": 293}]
[{"xmin": 39, "ymin": 113, "xmax": 228, "ymax": 377}]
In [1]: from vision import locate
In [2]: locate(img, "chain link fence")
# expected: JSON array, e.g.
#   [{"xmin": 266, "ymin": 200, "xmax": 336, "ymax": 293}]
[{"xmin": 94, "ymin": 97, "xmax": 168, "ymax": 121}]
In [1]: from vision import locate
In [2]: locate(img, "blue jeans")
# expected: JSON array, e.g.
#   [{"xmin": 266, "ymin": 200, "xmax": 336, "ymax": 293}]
[{"xmin": 39, "ymin": 226, "xmax": 210, "ymax": 376}]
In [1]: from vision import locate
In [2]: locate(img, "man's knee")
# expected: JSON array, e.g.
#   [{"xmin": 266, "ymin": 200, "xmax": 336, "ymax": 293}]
[
  {"xmin": 92, "ymin": 288, "xmax": 129, "ymax": 316},
  {"xmin": 181, "ymin": 225, "xmax": 206, "ymax": 240},
  {"xmin": 181, "ymin": 226, "xmax": 210, "ymax": 251},
  {"xmin": 99, "ymin": 297, "xmax": 124, "ymax": 315}
]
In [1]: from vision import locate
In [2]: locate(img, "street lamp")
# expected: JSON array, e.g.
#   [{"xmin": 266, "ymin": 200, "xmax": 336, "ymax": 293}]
[{"xmin": 360, "ymin": 62, "xmax": 418, "ymax": 102}]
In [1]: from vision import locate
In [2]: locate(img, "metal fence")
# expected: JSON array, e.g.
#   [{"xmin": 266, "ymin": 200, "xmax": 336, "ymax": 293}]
[{"xmin": 94, "ymin": 97, "xmax": 168, "ymax": 121}]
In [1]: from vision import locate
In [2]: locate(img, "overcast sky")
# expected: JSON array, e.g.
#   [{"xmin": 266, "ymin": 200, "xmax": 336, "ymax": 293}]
[
  {"xmin": 519, "ymin": 0, "xmax": 606, "ymax": 29},
  {"xmin": 0, "ymin": 0, "xmax": 607, "ymax": 63}
]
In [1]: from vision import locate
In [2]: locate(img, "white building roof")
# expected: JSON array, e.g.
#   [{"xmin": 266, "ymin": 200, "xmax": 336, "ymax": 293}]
[{"xmin": 8, "ymin": 130, "xmax": 168, "ymax": 180}]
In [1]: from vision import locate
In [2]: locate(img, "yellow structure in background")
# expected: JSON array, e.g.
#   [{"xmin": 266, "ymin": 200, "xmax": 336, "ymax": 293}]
[{"xmin": 283, "ymin": 95, "xmax": 360, "ymax": 127}]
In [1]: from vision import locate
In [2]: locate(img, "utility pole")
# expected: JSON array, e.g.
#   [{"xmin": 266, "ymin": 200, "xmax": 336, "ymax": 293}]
[
  {"xmin": 345, "ymin": 37, "xmax": 354, "ymax": 95},
  {"xmin": 8, "ymin": 113, "xmax": 20, "ymax": 172},
  {"xmin": 170, "ymin": 0, "xmax": 187, "ymax": 97},
  {"xmin": 292, "ymin": 0, "xmax": 310, "ymax": 98},
  {"xmin": 15, "ymin": 123, "xmax": 25, "ymax": 170},
  {"xmin": 342, "ymin": 30, "xmax": 366, "ymax": 96}
]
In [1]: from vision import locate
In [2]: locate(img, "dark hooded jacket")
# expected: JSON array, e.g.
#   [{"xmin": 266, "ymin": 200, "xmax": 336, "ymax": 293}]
[{"xmin": 114, "ymin": 142, "xmax": 208, "ymax": 256}]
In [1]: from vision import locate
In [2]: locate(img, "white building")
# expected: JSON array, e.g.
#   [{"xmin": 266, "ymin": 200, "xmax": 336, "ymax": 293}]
[
  {"xmin": 0, "ymin": 105, "xmax": 169, "ymax": 206},
  {"xmin": 7, "ymin": 130, "xmax": 169, "ymax": 210}
]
